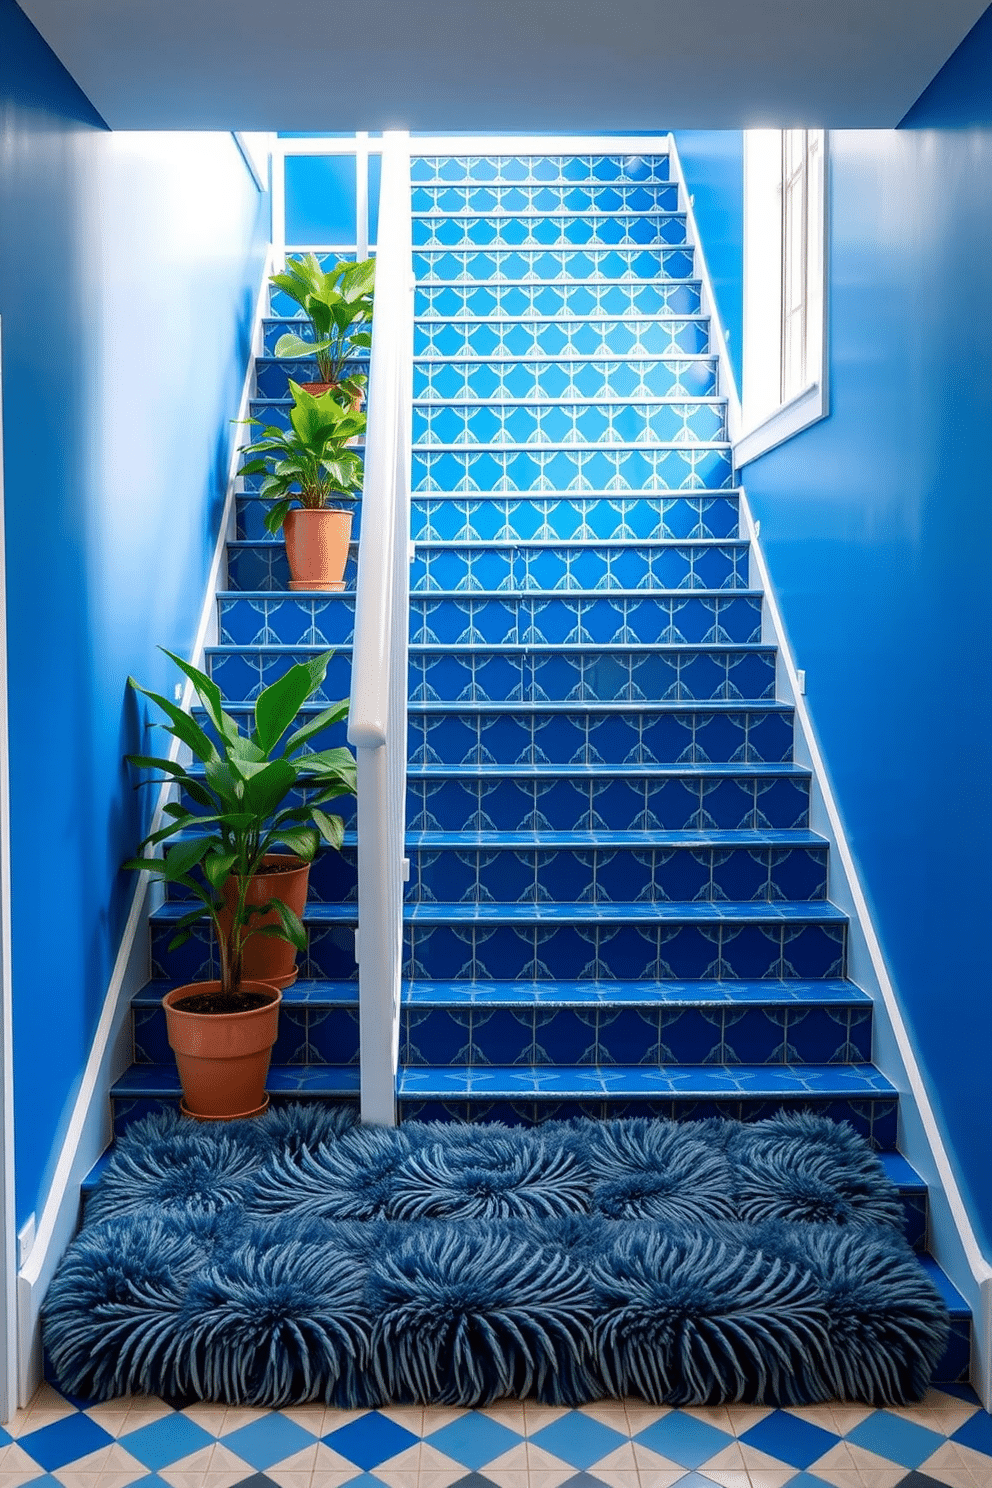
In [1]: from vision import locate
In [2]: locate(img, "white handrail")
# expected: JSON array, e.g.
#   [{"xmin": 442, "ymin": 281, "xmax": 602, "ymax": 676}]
[{"xmin": 348, "ymin": 133, "xmax": 413, "ymax": 1126}]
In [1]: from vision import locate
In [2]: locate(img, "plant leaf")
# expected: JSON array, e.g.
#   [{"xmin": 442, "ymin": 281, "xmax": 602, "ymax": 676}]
[{"xmin": 311, "ymin": 810, "xmax": 345, "ymax": 850}]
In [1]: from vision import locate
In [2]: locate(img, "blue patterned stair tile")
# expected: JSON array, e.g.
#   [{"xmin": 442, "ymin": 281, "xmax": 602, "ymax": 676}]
[
  {"xmin": 411, "ymin": 183, "xmax": 682, "ymax": 216},
  {"xmin": 416, "ymin": 281, "xmax": 702, "ymax": 322},
  {"xmin": 411, "ymin": 492, "xmax": 739, "ymax": 542},
  {"xmin": 236, "ymin": 495, "xmax": 364, "ymax": 542},
  {"xmin": 414, "ymin": 355, "xmax": 718, "ymax": 401},
  {"xmin": 218, "ymin": 592, "xmax": 356, "ymax": 645},
  {"xmin": 415, "ymin": 317, "xmax": 711, "ymax": 359},
  {"xmin": 150, "ymin": 902, "xmax": 358, "ymax": 984},
  {"xmin": 132, "ymin": 981, "xmax": 361, "ymax": 1068},
  {"xmin": 407, "ymin": 763, "xmax": 810, "ymax": 832},
  {"xmin": 396, "ymin": 1064, "xmax": 897, "ymax": 1143},
  {"xmin": 412, "ymin": 213, "xmax": 694, "ymax": 254},
  {"xmin": 413, "ymin": 398, "xmax": 727, "ymax": 447},
  {"xmin": 225, "ymin": 539, "xmax": 357, "ymax": 592},
  {"xmin": 404, "ymin": 900, "xmax": 846, "ymax": 983},
  {"xmin": 205, "ymin": 645, "xmax": 352, "ymax": 703},
  {"xmin": 415, "ymin": 248, "xmax": 698, "ymax": 291},
  {"xmin": 407, "ymin": 643, "xmax": 776, "ymax": 704},
  {"xmin": 411, "ymin": 154, "xmax": 672, "ymax": 186},
  {"xmin": 408, "ymin": 830, "xmax": 828, "ymax": 907},
  {"xmin": 254, "ymin": 350, "xmax": 370, "ymax": 394},
  {"xmin": 409, "ymin": 700, "xmax": 796, "ymax": 767},
  {"xmin": 411, "ymin": 539, "xmax": 748, "ymax": 592},
  {"xmin": 412, "ymin": 443, "xmax": 732, "ymax": 494},
  {"xmin": 410, "ymin": 592, "xmax": 760, "ymax": 647}
]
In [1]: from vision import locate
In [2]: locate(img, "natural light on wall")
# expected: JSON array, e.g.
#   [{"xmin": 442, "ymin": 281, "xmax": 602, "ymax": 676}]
[{"xmin": 736, "ymin": 129, "xmax": 827, "ymax": 467}]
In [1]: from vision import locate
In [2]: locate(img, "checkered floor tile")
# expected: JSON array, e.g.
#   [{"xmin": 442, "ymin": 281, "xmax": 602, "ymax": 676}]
[{"xmin": 1, "ymin": 1385, "xmax": 989, "ymax": 1488}]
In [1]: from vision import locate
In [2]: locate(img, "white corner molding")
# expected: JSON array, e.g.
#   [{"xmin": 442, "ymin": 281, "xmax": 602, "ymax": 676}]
[
  {"xmin": 738, "ymin": 487, "xmax": 992, "ymax": 1409},
  {"xmin": 0, "ymin": 322, "xmax": 20, "ymax": 1425},
  {"xmin": 666, "ymin": 133, "xmax": 742, "ymax": 443},
  {"xmin": 13, "ymin": 248, "xmax": 276, "ymax": 1409}
]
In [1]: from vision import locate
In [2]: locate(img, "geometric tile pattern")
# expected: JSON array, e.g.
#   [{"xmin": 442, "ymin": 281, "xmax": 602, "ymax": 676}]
[{"xmin": 9, "ymin": 1382, "xmax": 991, "ymax": 1488}]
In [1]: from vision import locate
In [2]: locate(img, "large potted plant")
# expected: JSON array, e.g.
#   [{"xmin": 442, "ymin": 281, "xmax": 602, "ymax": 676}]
[
  {"xmin": 125, "ymin": 648, "xmax": 356, "ymax": 1119},
  {"xmin": 270, "ymin": 253, "xmax": 374, "ymax": 407},
  {"xmin": 238, "ymin": 380, "xmax": 365, "ymax": 591}
]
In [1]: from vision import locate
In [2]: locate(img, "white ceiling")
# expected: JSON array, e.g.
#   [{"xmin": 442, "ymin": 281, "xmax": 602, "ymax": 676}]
[{"xmin": 16, "ymin": 0, "xmax": 989, "ymax": 132}]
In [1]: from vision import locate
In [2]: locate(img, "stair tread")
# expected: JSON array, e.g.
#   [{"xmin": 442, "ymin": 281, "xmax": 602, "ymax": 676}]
[
  {"xmin": 397, "ymin": 1063, "xmax": 896, "ymax": 1098},
  {"xmin": 208, "ymin": 641, "xmax": 773, "ymax": 655},
  {"xmin": 403, "ymin": 978, "xmax": 869, "ymax": 1007},
  {"xmin": 133, "ymin": 979, "xmax": 359, "ymax": 1008},
  {"xmin": 113, "ymin": 1064, "xmax": 360, "ymax": 1098},
  {"xmin": 219, "ymin": 588, "xmax": 758, "ymax": 601},
  {"xmin": 408, "ymin": 828, "xmax": 824, "ymax": 847},
  {"xmin": 152, "ymin": 900, "xmax": 357, "ymax": 923},
  {"xmin": 408, "ymin": 699, "xmax": 792, "ymax": 714},
  {"xmin": 413, "ymin": 439, "xmax": 731, "ymax": 452},
  {"xmin": 404, "ymin": 900, "xmax": 846, "ymax": 923},
  {"xmin": 409, "ymin": 763, "xmax": 809, "ymax": 777}
]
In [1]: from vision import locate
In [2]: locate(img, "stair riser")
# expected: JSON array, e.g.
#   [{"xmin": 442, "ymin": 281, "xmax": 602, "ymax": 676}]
[
  {"xmin": 410, "ymin": 647, "xmax": 775, "ymax": 705},
  {"xmin": 226, "ymin": 543, "xmax": 356, "ymax": 592},
  {"xmin": 414, "ymin": 357, "xmax": 719, "ymax": 401},
  {"xmin": 163, "ymin": 846, "xmax": 357, "ymax": 904},
  {"xmin": 150, "ymin": 921, "xmax": 357, "ymax": 985},
  {"xmin": 402, "ymin": 1002, "xmax": 871, "ymax": 1068},
  {"xmin": 411, "ymin": 542, "xmax": 748, "ymax": 592},
  {"xmin": 236, "ymin": 491, "xmax": 740, "ymax": 543},
  {"xmin": 207, "ymin": 644, "xmax": 775, "ymax": 707},
  {"xmin": 412, "ymin": 445, "xmax": 732, "ymax": 494},
  {"xmin": 410, "ymin": 494, "xmax": 739, "ymax": 543},
  {"xmin": 260, "ymin": 318, "xmax": 372, "ymax": 359},
  {"xmin": 218, "ymin": 591, "xmax": 760, "ymax": 648},
  {"xmin": 412, "ymin": 185, "xmax": 682, "ymax": 215},
  {"xmin": 207, "ymin": 649, "xmax": 352, "ymax": 704},
  {"xmin": 414, "ymin": 400, "xmax": 727, "ymax": 446},
  {"xmin": 410, "ymin": 707, "xmax": 795, "ymax": 767},
  {"xmin": 133, "ymin": 1002, "xmax": 360, "ymax": 1069},
  {"xmin": 416, "ymin": 282, "xmax": 701, "ymax": 321},
  {"xmin": 406, "ymin": 919, "xmax": 846, "ymax": 983},
  {"xmin": 397, "ymin": 1095, "xmax": 897, "ymax": 1151},
  {"xmin": 413, "ymin": 219, "xmax": 695, "ymax": 254},
  {"xmin": 415, "ymin": 249, "xmax": 696, "ymax": 289},
  {"xmin": 416, "ymin": 318, "xmax": 710, "ymax": 359},
  {"xmin": 408, "ymin": 843, "xmax": 828, "ymax": 906},
  {"xmin": 409, "ymin": 774, "xmax": 809, "ymax": 832},
  {"xmin": 411, "ymin": 156, "xmax": 672, "ymax": 186}
]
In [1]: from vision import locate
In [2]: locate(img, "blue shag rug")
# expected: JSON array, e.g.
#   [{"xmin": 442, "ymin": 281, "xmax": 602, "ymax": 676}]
[{"xmin": 43, "ymin": 1107, "xmax": 948, "ymax": 1408}]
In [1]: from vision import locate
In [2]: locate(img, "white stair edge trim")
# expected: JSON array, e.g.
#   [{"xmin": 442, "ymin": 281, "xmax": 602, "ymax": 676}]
[
  {"xmin": 740, "ymin": 485, "xmax": 992, "ymax": 1408},
  {"xmin": 14, "ymin": 246, "xmax": 277, "ymax": 1408},
  {"xmin": 666, "ymin": 134, "xmax": 742, "ymax": 447}
]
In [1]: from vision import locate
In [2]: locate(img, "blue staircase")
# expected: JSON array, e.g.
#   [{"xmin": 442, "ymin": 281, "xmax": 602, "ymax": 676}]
[{"xmin": 109, "ymin": 142, "xmax": 970, "ymax": 1382}]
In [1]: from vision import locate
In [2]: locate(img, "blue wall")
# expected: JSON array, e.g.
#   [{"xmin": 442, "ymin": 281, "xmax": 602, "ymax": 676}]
[
  {"xmin": 740, "ymin": 10, "xmax": 992, "ymax": 1249},
  {"xmin": 673, "ymin": 132, "xmax": 743, "ymax": 391},
  {"xmin": 0, "ymin": 0, "xmax": 269, "ymax": 1226}
]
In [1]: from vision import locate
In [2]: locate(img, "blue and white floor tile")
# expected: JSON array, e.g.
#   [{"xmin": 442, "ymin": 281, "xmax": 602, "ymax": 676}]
[{"xmin": 2, "ymin": 1386, "xmax": 989, "ymax": 1488}]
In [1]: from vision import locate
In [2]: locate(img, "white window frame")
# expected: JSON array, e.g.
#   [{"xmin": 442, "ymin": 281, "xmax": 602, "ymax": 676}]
[{"xmin": 736, "ymin": 129, "xmax": 827, "ymax": 467}]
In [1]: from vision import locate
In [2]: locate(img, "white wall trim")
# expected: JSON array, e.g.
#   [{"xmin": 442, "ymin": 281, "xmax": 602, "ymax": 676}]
[
  {"xmin": 666, "ymin": 133, "xmax": 742, "ymax": 444},
  {"xmin": 0, "ymin": 323, "xmax": 19, "ymax": 1424},
  {"xmin": 13, "ymin": 248, "xmax": 275, "ymax": 1408},
  {"xmin": 734, "ymin": 378, "xmax": 827, "ymax": 466},
  {"xmin": 739, "ymin": 485, "xmax": 992, "ymax": 1408}
]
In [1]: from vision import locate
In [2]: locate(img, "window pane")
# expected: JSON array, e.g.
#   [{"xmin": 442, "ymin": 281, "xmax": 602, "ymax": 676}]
[{"xmin": 284, "ymin": 154, "xmax": 357, "ymax": 245}]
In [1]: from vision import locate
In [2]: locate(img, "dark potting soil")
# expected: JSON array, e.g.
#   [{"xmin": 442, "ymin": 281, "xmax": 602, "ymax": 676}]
[{"xmin": 172, "ymin": 990, "xmax": 272, "ymax": 1015}]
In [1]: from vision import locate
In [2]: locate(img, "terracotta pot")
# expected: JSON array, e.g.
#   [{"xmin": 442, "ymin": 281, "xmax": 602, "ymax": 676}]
[
  {"xmin": 283, "ymin": 507, "xmax": 353, "ymax": 592},
  {"xmin": 218, "ymin": 853, "xmax": 310, "ymax": 989},
  {"xmin": 163, "ymin": 981, "xmax": 281, "ymax": 1119}
]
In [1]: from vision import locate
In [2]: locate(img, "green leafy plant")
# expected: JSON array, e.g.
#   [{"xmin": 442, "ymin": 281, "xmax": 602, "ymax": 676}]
[
  {"xmin": 271, "ymin": 253, "xmax": 375, "ymax": 401},
  {"xmin": 238, "ymin": 380, "xmax": 365, "ymax": 534},
  {"xmin": 125, "ymin": 649, "xmax": 356, "ymax": 998}
]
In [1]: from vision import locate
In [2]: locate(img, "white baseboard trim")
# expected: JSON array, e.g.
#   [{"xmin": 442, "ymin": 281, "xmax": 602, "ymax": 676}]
[
  {"xmin": 14, "ymin": 247, "xmax": 275, "ymax": 1407},
  {"xmin": 739, "ymin": 486, "xmax": 992, "ymax": 1410}
]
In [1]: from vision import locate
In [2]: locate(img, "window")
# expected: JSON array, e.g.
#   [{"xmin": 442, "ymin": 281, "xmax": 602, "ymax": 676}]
[{"xmin": 736, "ymin": 129, "xmax": 827, "ymax": 466}]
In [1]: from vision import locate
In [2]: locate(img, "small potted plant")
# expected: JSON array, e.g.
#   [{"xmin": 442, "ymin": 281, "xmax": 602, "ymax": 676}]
[
  {"xmin": 270, "ymin": 253, "xmax": 374, "ymax": 409},
  {"xmin": 125, "ymin": 647, "xmax": 356, "ymax": 1120},
  {"xmin": 238, "ymin": 380, "xmax": 365, "ymax": 591}
]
